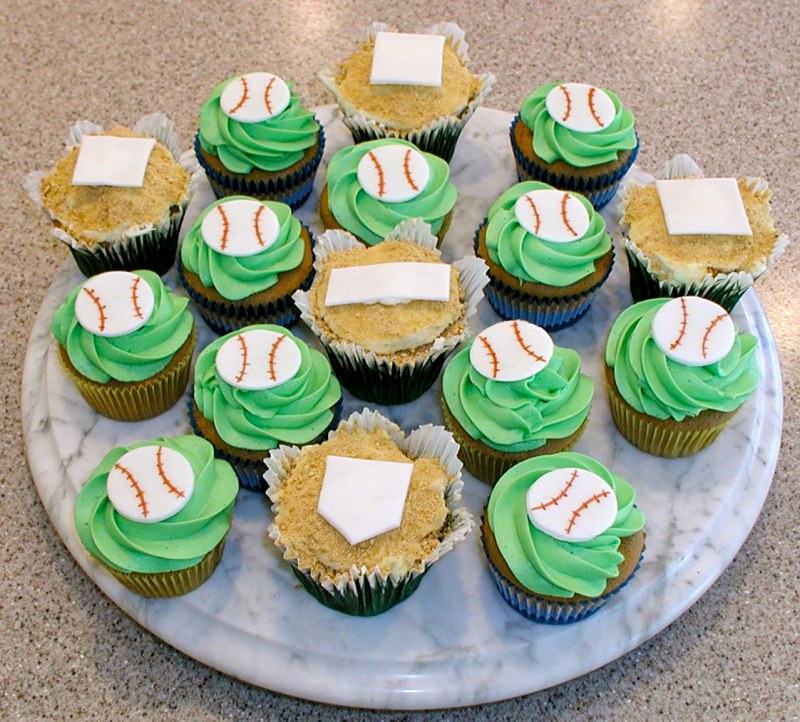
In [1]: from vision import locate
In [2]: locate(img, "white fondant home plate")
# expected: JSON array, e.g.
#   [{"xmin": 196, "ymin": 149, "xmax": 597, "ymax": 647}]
[{"xmin": 22, "ymin": 107, "xmax": 782, "ymax": 710}]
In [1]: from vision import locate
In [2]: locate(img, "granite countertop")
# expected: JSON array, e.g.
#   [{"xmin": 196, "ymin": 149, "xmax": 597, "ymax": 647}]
[{"xmin": 3, "ymin": 1, "xmax": 798, "ymax": 719}]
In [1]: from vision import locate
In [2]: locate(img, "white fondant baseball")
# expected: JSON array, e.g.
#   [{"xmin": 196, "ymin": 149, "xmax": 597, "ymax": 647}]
[
  {"xmin": 75, "ymin": 271, "xmax": 155, "ymax": 338},
  {"xmin": 215, "ymin": 328, "xmax": 302, "ymax": 391},
  {"xmin": 219, "ymin": 72, "xmax": 291, "ymax": 123},
  {"xmin": 106, "ymin": 445, "xmax": 195, "ymax": 523},
  {"xmin": 356, "ymin": 143, "xmax": 430, "ymax": 203},
  {"xmin": 470, "ymin": 320, "xmax": 554, "ymax": 382},
  {"xmin": 200, "ymin": 199, "xmax": 280, "ymax": 257},
  {"xmin": 514, "ymin": 189, "xmax": 590, "ymax": 242},
  {"xmin": 651, "ymin": 296, "xmax": 736, "ymax": 367},
  {"xmin": 545, "ymin": 83, "xmax": 616, "ymax": 134},
  {"xmin": 527, "ymin": 467, "xmax": 617, "ymax": 543}
]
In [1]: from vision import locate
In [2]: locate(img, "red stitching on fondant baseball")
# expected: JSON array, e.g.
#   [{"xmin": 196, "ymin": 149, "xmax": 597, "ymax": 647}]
[
  {"xmin": 228, "ymin": 76, "xmax": 250, "ymax": 115},
  {"xmin": 82, "ymin": 287, "xmax": 107, "ymax": 333},
  {"xmin": 478, "ymin": 335, "xmax": 499, "ymax": 378},
  {"xmin": 402, "ymin": 149, "xmax": 419, "ymax": 192},
  {"xmin": 702, "ymin": 313, "xmax": 728, "ymax": 360},
  {"xmin": 560, "ymin": 193, "xmax": 578, "ymax": 237},
  {"xmin": 268, "ymin": 334, "xmax": 287, "ymax": 382},
  {"xmin": 512, "ymin": 320, "xmax": 547, "ymax": 362},
  {"xmin": 524, "ymin": 194, "xmax": 541, "ymax": 235},
  {"xmin": 113, "ymin": 462, "xmax": 148, "ymax": 518},
  {"xmin": 367, "ymin": 151, "xmax": 386, "ymax": 197},
  {"xmin": 217, "ymin": 205, "xmax": 231, "ymax": 251},
  {"xmin": 253, "ymin": 204, "xmax": 267, "ymax": 247},
  {"xmin": 530, "ymin": 469, "xmax": 579, "ymax": 512},
  {"xmin": 130, "ymin": 276, "xmax": 144, "ymax": 320},
  {"xmin": 670, "ymin": 297, "xmax": 689, "ymax": 351},
  {"xmin": 263, "ymin": 76, "xmax": 276, "ymax": 115},
  {"xmin": 587, "ymin": 86, "xmax": 604, "ymax": 128},
  {"xmin": 559, "ymin": 84, "xmax": 572, "ymax": 122},
  {"xmin": 235, "ymin": 333, "xmax": 249, "ymax": 384},
  {"xmin": 565, "ymin": 489, "xmax": 611, "ymax": 536},
  {"xmin": 155, "ymin": 446, "xmax": 186, "ymax": 499}
]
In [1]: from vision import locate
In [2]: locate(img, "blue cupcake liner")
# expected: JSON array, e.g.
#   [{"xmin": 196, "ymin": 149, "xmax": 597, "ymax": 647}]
[
  {"xmin": 509, "ymin": 115, "xmax": 639, "ymax": 210},
  {"xmin": 193, "ymin": 123, "xmax": 325, "ymax": 211},
  {"xmin": 176, "ymin": 226, "xmax": 315, "ymax": 334},
  {"xmin": 344, "ymin": 119, "xmax": 463, "ymax": 163},
  {"xmin": 473, "ymin": 221, "xmax": 614, "ymax": 331},
  {"xmin": 187, "ymin": 394, "xmax": 343, "ymax": 492},
  {"xmin": 69, "ymin": 211, "xmax": 184, "ymax": 277},
  {"xmin": 481, "ymin": 518, "xmax": 645, "ymax": 624},
  {"xmin": 624, "ymin": 248, "xmax": 748, "ymax": 313}
]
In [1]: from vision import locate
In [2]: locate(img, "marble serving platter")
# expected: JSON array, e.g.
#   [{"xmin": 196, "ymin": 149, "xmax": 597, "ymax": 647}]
[{"xmin": 22, "ymin": 107, "xmax": 782, "ymax": 710}]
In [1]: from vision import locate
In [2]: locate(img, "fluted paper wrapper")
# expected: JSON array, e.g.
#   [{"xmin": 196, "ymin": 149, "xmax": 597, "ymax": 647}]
[
  {"xmin": 294, "ymin": 219, "xmax": 489, "ymax": 404},
  {"xmin": 264, "ymin": 408, "xmax": 473, "ymax": 616},
  {"xmin": 26, "ymin": 113, "xmax": 201, "ymax": 277},
  {"xmin": 319, "ymin": 22, "xmax": 495, "ymax": 162},
  {"xmin": 102, "ymin": 537, "xmax": 227, "ymax": 598},
  {"xmin": 56, "ymin": 329, "xmax": 195, "ymax": 421},
  {"xmin": 617, "ymin": 154, "xmax": 789, "ymax": 311}
]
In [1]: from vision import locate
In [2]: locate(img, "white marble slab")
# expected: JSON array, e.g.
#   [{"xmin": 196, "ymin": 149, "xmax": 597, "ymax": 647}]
[{"xmin": 21, "ymin": 107, "xmax": 783, "ymax": 710}]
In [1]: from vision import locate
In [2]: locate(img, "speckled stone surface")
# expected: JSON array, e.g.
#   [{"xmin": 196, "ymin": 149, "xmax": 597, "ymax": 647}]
[{"xmin": 2, "ymin": 1, "xmax": 799, "ymax": 719}]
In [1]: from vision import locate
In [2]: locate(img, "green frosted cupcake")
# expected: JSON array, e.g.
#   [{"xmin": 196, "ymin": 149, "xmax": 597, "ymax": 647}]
[
  {"xmin": 441, "ymin": 319, "xmax": 593, "ymax": 485},
  {"xmin": 52, "ymin": 269, "xmax": 195, "ymax": 421},
  {"xmin": 74, "ymin": 435, "xmax": 238, "ymax": 597},
  {"xmin": 195, "ymin": 72, "xmax": 324, "ymax": 209},
  {"xmin": 605, "ymin": 296, "xmax": 760, "ymax": 457}
]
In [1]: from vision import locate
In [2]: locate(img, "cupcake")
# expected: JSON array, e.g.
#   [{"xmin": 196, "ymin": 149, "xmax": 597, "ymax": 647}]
[
  {"xmin": 195, "ymin": 72, "xmax": 324, "ymax": 209},
  {"xmin": 52, "ymin": 269, "xmax": 195, "ymax": 421},
  {"xmin": 28, "ymin": 113, "xmax": 196, "ymax": 277},
  {"xmin": 319, "ymin": 138, "xmax": 457, "ymax": 246},
  {"xmin": 619, "ymin": 155, "xmax": 788, "ymax": 311},
  {"xmin": 441, "ymin": 319, "xmax": 593, "ymax": 485},
  {"xmin": 189, "ymin": 324, "xmax": 342, "ymax": 491},
  {"xmin": 482, "ymin": 452, "xmax": 646, "ymax": 623},
  {"xmin": 74, "ymin": 435, "xmax": 238, "ymax": 597},
  {"xmin": 475, "ymin": 181, "xmax": 614, "ymax": 329},
  {"xmin": 177, "ymin": 196, "xmax": 314, "ymax": 333},
  {"xmin": 510, "ymin": 82, "xmax": 638, "ymax": 209},
  {"xmin": 605, "ymin": 296, "xmax": 760, "ymax": 457},
  {"xmin": 319, "ymin": 22, "xmax": 495, "ymax": 161},
  {"xmin": 294, "ymin": 219, "xmax": 488, "ymax": 405},
  {"xmin": 265, "ymin": 408, "xmax": 473, "ymax": 616}
]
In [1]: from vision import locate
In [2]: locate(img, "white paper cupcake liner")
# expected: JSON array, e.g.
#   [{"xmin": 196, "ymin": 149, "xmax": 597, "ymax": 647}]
[
  {"xmin": 27, "ymin": 112, "xmax": 201, "ymax": 274},
  {"xmin": 616, "ymin": 154, "xmax": 789, "ymax": 309},
  {"xmin": 293, "ymin": 219, "xmax": 488, "ymax": 404},
  {"xmin": 264, "ymin": 408, "xmax": 473, "ymax": 613},
  {"xmin": 319, "ymin": 22, "xmax": 495, "ymax": 161}
]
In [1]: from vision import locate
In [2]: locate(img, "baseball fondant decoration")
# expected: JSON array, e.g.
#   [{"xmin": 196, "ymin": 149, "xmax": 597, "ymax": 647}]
[
  {"xmin": 545, "ymin": 83, "xmax": 616, "ymax": 134},
  {"xmin": 71, "ymin": 135, "xmax": 156, "ymax": 187},
  {"xmin": 219, "ymin": 72, "xmax": 291, "ymax": 123},
  {"xmin": 369, "ymin": 31, "xmax": 445, "ymax": 87},
  {"xmin": 106, "ymin": 445, "xmax": 195, "ymax": 523},
  {"xmin": 215, "ymin": 328, "xmax": 302, "ymax": 391},
  {"xmin": 356, "ymin": 143, "xmax": 430, "ymax": 203},
  {"xmin": 470, "ymin": 320, "xmax": 554, "ymax": 382},
  {"xmin": 75, "ymin": 271, "xmax": 155, "ymax": 338},
  {"xmin": 651, "ymin": 296, "xmax": 736, "ymax": 367},
  {"xmin": 324, "ymin": 262, "xmax": 451, "ymax": 306},
  {"xmin": 317, "ymin": 455, "xmax": 413, "ymax": 545},
  {"xmin": 514, "ymin": 189, "xmax": 590, "ymax": 242},
  {"xmin": 200, "ymin": 199, "xmax": 280, "ymax": 257},
  {"xmin": 655, "ymin": 178, "xmax": 753, "ymax": 236},
  {"xmin": 526, "ymin": 467, "xmax": 618, "ymax": 543}
]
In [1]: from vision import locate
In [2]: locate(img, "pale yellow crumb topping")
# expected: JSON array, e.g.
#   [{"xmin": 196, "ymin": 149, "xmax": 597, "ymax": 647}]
[
  {"xmin": 309, "ymin": 240, "xmax": 466, "ymax": 358},
  {"xmin": 623, "ymin": 180, "xmax": 780, "ymax": 282},
  {"xmin": 274, "ymin": 426, "xmax": 450, "ymax": 579},
  {"xmin": 40, "ymin": 127, "xmax": 190, "ymax": 246},
  {"xmin": 334, "ymin": 40, "xmax": 482, "ymax": 129}
]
